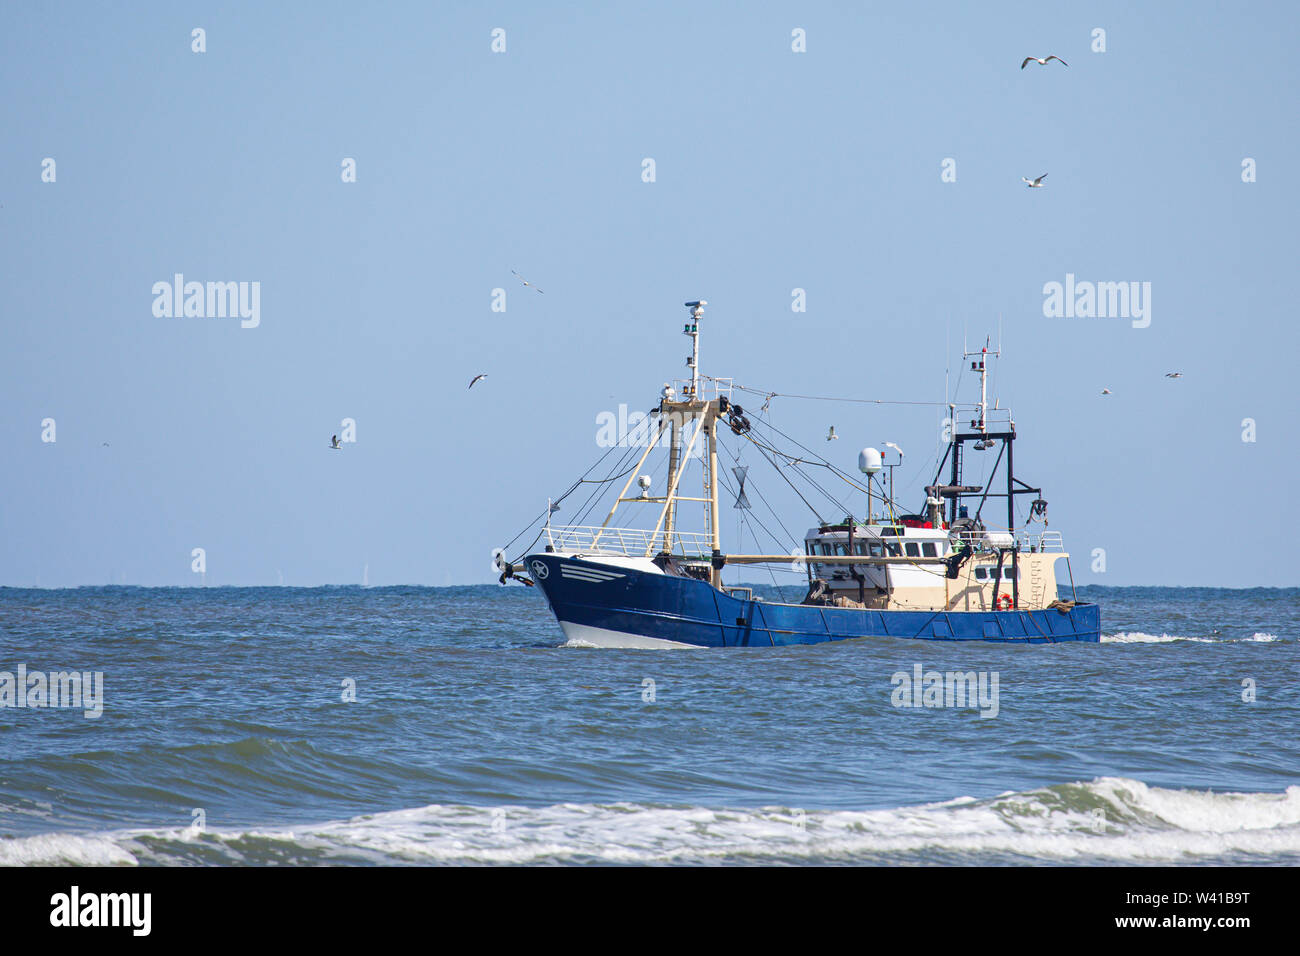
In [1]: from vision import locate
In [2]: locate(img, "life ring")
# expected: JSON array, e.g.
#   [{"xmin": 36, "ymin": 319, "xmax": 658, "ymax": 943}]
[{"xmin": 996, "ymin": 593, "xmax": 1013, "ymax": 611}]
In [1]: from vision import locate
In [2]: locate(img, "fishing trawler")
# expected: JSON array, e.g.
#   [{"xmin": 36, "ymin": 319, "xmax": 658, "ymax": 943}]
[{"xmin": 497, "ymin": 300, "xmax": 1099, "ymax": 647}]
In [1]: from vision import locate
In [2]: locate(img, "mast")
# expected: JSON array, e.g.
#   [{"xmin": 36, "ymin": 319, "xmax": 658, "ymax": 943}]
[
  {"xmin": 665, "ymin": 301, "xmax": 704, "ymax": 546},
  {"xmin": 963, "ymin": 337, "xmax": 998, "ymax": 436},
  {"xmin": 650, "ymin": 300, "xmax": 719, "ymax": 565},
  {"xmin": 1007, "ymin": 425, "xmax": 1018, "ymax": 609},
  {"xmin": 663, "ymin": 416, "xmax": 682, "ymax": 551},
  {"xmin": 681, "ymin": 300, "xmax": 723, "ymax": 584},
  {"xmin": 953, "ymin": 336, "xmax": 1025, "ymax": 609},
  {"xmin": 706, "ymin": 411, "xmax": 721, "ymax": 587},
  {"xmin": 686, "ymin": 300, "xmax": 702, "ymax": 399}
]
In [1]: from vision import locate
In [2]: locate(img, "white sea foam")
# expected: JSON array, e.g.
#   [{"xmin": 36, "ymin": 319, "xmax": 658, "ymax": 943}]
[
  {"xmin": 1102, "ymin": 632, "xmax": 1211, "ymax": 643},
  {"xmin": 0, "ymin": 831, "xmax": 138, "ymax": 866},
  {"xmin": 5, "ymin": 778, "xmax": 1300, "ymax": 866},
  {"xmin": 1100, "ymin": 631, "xmax": 1285, "ymax": 644}
]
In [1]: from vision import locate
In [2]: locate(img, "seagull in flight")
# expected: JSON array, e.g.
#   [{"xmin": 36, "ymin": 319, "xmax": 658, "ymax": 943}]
[
  {"xmin": 1101, "ymin": 388, "xmax": 1112, "ymax": 395},
  {"xmin": 826, "ymin": 425, "xmax": 838, "ymax": 442},
  {"xmin": 329, "ymin": 435, "xmax": 342, "ymax": 450},
  {"xmin": 1165, "ymin": 372, "xmax": 1183, "ymax": 379},
  {"xmin": 1022, "ymin": 174, "xmax": 1048, "ymax": 188},
  {"xmin": 468, "ymin": 373, "xmax": 488, "ymax": 389},
  {"xmin": 511, "ymin": 270, "xmax": 544, "ymax": 294},
  {"xmin": 1021, "ymin": 55, "xmax": 1068, "ymax": 69}
]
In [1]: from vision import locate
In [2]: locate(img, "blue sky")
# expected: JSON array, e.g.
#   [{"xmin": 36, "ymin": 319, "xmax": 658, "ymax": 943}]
[{"xmin": 2, "ymin": 1, "xmax": 1295, "ymax": 587}]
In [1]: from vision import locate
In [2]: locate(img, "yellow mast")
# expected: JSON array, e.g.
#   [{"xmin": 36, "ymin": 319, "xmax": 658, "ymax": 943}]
[
  {"xmin": 595, "ymin": 300, "xmax": 728, "ymax": 572},
  {"xmin": 662, "ymin": 415, "xmax": 681, "ymax": 552}
]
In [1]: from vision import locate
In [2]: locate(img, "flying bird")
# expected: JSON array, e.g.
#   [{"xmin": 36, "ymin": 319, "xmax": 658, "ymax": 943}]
[
  {"xmin": 1165, "ymin": 372, "xmax": 1183, "ymax": 379},
  {"xmin": 1101, "ymin": 388, "xmax": 1111, "ymax": 395},
  {"xmin": 329, "ymin": 435, "xmax": 342, "ymax": 450},
  {"xmin": 826, "ymin": 425, "xmax": 838, "ymax": 442},
  {"xmin": 468, "ymin": 373, "xmax": 488, "ymax": 389},
  {"xmin": 1022, "ymin": 174, "xmax": 1048, "ymax": 188},
  {"xmin": 1021, "ymin": 55, "xmax": 1068, "ymax": 69},
  {"xmin": 511, "ymin": 270, "xmax": 544, "ymax": 294}
]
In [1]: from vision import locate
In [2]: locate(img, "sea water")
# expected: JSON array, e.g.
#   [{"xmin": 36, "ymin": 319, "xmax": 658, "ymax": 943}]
[{"xmin": 0, "ymin": 584, "xmax": 1296, "ymax": 865}]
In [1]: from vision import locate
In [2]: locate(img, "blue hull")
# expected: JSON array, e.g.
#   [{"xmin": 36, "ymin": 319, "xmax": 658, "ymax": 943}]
[{"xmin": 526, "ymin": 554, "xmax": 1101, "ymax": 647}]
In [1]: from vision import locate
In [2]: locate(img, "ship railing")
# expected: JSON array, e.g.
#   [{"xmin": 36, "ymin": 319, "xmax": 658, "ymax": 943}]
[
  {"xmin": 672, "ymin": 376, "xmax": 733, "ymax": 402},
  {"xmin": 544, "ymin": 525, "xmax": 714, "ymax": 558},
  {"xmin": 1017, "ymin": 530, "xmax": 1064, "ymax": 552},
  {"xmin": 950, "ymin": 529, "xmax": 1065, "ymax": 553}
]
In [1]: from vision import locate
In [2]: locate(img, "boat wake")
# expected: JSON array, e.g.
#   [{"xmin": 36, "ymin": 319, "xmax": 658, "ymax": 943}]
[
  {"xmin": 4, "ymin": 777, "xmax": 1299, "ymax": 866},
  {"xmin": 1102, "ymin": 631, "xmax": 1280, "ymax": 644}
]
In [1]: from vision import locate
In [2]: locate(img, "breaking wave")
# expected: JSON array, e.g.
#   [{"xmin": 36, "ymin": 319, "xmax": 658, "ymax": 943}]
[{"xmin": 5, "ymin": 777, "xmax": 1299, "ymax": 866}]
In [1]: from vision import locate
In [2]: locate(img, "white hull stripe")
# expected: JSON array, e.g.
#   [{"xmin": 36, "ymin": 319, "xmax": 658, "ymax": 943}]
[{"xmin": 560, "ymin": 565, "xmax": 626, "ymax": 583}]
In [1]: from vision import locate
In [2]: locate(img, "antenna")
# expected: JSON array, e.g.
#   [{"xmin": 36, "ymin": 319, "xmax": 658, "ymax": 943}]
[
  {"xmin": 683, "ymin": 300, "xmax": 706, "ymax": 398},
  {"xmin": 945, "ymin": 320, "xmax": 950, "ymax": 417},
  {"xmin": 963, "ymin": 331, "xmax": 1001, "ymax": 436}
]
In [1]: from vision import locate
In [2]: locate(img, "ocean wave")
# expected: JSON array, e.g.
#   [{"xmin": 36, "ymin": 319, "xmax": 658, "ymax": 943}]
[{"xmin": 5, "ymin": 777, "xmax": 1299, "ymax": 866}]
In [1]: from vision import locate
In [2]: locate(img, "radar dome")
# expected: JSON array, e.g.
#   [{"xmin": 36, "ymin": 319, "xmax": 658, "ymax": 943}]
[{"xmin": 858, "ymin": 447, "xmax": 882, "ymax": 475}]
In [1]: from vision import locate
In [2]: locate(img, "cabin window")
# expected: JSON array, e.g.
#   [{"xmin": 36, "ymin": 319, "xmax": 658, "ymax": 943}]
[
  {"xmin": 975, "ymin": 567, "xmax": 987, "ymax": 580},
  {"xmin": 885, "ymin": 542, "xmax": 901, "ymax": 557},
  {"xmin": 852, "ymin": 542, "xmax": 870, "ymax": 556},
  {"xmin": 904, "ymin": 543, "xmax": 920, "ymax": 557},
  {"xmin": 868, "ymin": 541, "xmax": 884, "ymax": 557},
  {"xmin": 921, "ymin": 543, "xmax": 937, "ymax": 557},
  {"xmin": 833, "ymin": 542, "xmax": 849, "ymax": 556}
]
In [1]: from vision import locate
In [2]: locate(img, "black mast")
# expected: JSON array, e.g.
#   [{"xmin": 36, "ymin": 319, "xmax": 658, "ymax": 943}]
[{"xmin": 926, "ymin": 341, "xmax": 1045, "ymax": 610}]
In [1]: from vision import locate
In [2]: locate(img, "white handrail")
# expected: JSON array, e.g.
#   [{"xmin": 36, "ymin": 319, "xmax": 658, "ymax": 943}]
[
  {"xmin": 948, "ymin": 529, "xmax": 1065, "ymax": 552},
  {"xmin": 544, "ymin": 525, "xmax": 713, "ymax": 558}
]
